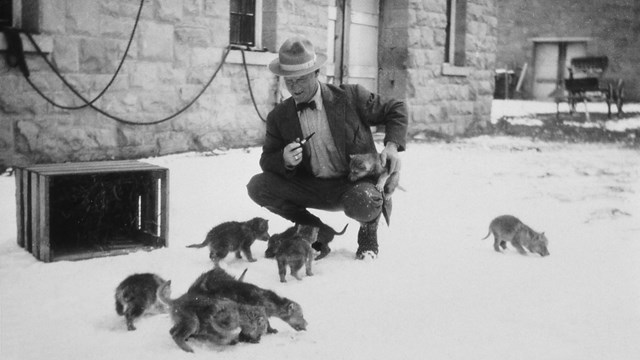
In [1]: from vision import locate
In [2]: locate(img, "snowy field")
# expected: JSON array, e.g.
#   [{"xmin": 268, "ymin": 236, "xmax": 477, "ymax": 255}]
[{"xmin": 1, "ymin": 100, "xmax": 639, "ymax": 360}]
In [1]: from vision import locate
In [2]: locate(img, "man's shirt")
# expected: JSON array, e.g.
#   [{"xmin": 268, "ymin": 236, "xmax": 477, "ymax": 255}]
[{"xmin": 296, "ymin": 83, "xmax": 348, "ymax": 178}]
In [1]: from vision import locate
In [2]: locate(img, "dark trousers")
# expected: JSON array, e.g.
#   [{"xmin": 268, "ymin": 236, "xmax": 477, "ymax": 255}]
[{"xmin": 246, "ymin": 172, "xmax": 383, "ymax": 226}]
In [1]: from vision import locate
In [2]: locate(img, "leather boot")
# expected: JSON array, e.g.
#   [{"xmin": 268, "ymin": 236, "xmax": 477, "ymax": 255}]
[{"xmin": 356, "ymin": 218, "xmax": 379, "ymax": 259}]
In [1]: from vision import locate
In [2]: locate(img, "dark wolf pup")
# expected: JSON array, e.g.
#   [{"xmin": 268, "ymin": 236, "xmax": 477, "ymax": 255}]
[
  {"xmin": 115, "ymin": 273, "xmax": 169, "ymax": 331},
  {"xmin": 186, "ymin": 217, "xmax": 270, "ymax": 266},
  {"xmin": 266, "ymin": 223, "xmax": 348, "ymax": 260},
  {"xmin": 188, "ymin": 268, "xmax": 308, "ymax": 334},
  {"xmin": 157, "ymin": 281, "xmax": 243, "ymax": 352},
  {"xmin": 275, "ymin": 224, "xmax": 319, "ymax": 282}
]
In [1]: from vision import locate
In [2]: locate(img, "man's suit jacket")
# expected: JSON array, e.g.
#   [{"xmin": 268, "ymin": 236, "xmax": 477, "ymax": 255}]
[{"xmin": 259, "ymin": 82, "xmax": 408, "ymax": 178}]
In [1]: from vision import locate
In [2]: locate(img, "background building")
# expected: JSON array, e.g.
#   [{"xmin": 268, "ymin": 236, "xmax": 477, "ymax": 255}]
[{"xmin": 495, "ymin": 0, "xmax": 640, "ymax": 102}]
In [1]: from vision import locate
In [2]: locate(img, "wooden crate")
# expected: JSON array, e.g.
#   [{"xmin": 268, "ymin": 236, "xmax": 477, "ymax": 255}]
[{"xmin": 15, "ymin": 160, "xmax": 169, "ymax": 262}]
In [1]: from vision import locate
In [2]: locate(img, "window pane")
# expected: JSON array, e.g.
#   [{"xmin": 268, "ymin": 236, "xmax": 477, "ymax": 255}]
[
  {"xmin": 445, "ymin": 0, "xmax": 467, "ymax": 66},
  {"xmin": 230, "ymin": 0, "xmax": 256, "ymax": 46},
  {"xmin": 0, "ymin": 0, "xmax": 12, "ymax": 27},
  {"xmin": 453, "ymin": 0, "xmax": 467, "ymax": 66}
]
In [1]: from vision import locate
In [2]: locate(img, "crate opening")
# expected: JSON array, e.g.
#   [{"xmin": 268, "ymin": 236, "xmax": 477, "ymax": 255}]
[{"xmin": 49, "ymin": 172, "xmax": 164, "ymax": 260}]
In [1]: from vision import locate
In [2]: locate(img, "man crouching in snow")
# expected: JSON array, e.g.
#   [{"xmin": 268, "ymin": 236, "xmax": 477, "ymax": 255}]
[{"xmin": 246, "ymin": 35, "xmax": 407, "ymax": 260}]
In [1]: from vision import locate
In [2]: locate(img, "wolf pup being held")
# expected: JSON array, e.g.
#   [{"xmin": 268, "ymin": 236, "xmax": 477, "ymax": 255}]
[{"xmin": 348, "ymin": 152, "xmax": 401, "ymax": 225}]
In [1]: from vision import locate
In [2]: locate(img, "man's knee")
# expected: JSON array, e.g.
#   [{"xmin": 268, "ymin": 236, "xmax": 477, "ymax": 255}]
[
  {"xmin": 341, "ymin": 182, "xmax": 383, "ymax": 223},
  {"xmin": 247, "ymin": 173, "xmax": 271, "ymax": 205}
]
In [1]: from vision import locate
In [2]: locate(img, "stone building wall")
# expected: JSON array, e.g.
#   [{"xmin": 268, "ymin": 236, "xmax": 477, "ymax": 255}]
[
  {"xmin": 0, "ymin": 0, "xmax": 278, "ymax": 167},
  {"xmin": 379, "ymin": 0, "xmax": 496, "ymax": 136},
  {"xmin": 1, "ymin": 0, "xmax": 497, "ymax": 167},
  {"xmin": 496, "ymin": 0, "xmax": 640, "ymax": 101}
]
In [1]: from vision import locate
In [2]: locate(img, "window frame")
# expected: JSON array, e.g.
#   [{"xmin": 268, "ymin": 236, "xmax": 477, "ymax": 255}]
[
  {"xmin": 0, "ymin": 0, "xmax": 13, "ymax": 28},
  {"xmin": 442, "ymin": 0, "xmax": 470, "ymax": 76},
  {"xmin": 229, "ymin": 0, "xmax": 263, "ymax": 50},
  {"xmin": 1, "ymin": 0, "xmax": 40, "ymax": 32}
]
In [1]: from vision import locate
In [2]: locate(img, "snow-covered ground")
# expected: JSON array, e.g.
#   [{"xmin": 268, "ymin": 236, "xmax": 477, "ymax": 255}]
[{"xmin": 1, "ymin": 100, "xmax": 639, "ymax": 360}]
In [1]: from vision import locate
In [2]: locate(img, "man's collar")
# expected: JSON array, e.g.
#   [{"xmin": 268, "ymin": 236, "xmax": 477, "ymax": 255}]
[
  {"xmin": 295, "ymin": 81, "xmax": 323, "ymax": 111},
  {"xmin": 311, "ymin": 82, "xmax": 323, "ymax": 110}
]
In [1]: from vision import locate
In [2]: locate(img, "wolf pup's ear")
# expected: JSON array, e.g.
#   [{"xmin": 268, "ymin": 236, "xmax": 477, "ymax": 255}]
[{"xmin": 287, "ymin": 302, "xmax": 296, "ymax": 315}]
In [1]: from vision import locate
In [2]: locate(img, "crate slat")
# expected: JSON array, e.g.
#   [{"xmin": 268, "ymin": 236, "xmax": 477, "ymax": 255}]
[
  {"xmin": 39, "ymin": 175, "xmax": 51, "ymax": 262},
  {"xmin": 160, "ymin": 170, "xmax": 169, "ymax": 247},
  {"xmin": 30, "ymin": 172, "xmax": 40, "ymax": 259},
  {"xmin": 25, "ymin": 160, "xmax": 163, "ymax": 176},
  {"xmin": 15, "ymin": 168, "xmax": 24, "ymax": 248},
  {"xmin": 22, "ymin": 169, "xmax": 31, "ymax": 252}
]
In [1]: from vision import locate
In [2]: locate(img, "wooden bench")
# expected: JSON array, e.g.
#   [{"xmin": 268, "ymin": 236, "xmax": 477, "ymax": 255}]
[
  {"xmin": 554, "ymin": 56, "xmax": 624, "ymax": 121},
  {"xmin": 15, "ymin": 160, "xmax": 169, "ymax": 262}
]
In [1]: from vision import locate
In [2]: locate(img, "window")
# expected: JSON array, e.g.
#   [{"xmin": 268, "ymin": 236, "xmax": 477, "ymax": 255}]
[
  {"xmin": 445, "ymin": 0, "xmax": 467, "ymax": 67},
  {"xmin": 0, "ymin": 0, "xmax": 40, "ymax": 32},
  {"xmin": 230, "ymin": 0, "xmax": 263, "ymax": 49},
  {"xmin": 0, "ymin": 0, "xmax": 13, "ymax": 27}
]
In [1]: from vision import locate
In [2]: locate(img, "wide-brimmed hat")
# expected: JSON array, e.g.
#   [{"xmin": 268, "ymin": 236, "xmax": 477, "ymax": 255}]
[{"xmin": 268, "ymin": 36, "xmax": 327, "ymax": 77}]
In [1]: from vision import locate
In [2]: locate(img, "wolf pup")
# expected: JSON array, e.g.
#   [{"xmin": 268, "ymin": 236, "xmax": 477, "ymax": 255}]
[
  {"xmin": 275, "ymin": 225, "xmax": 319, "ymax": 282},
  {"xmin": 186, "ymin": 217, "xmax": 270, "ymax": 266},
  {"xmin": 157, "ymin": 281, "xmax": 242, "ymax": 352},
  {"xmin": 312, "ymin": 223, "xmax": 349, "ymax": 260},
  {"xmin": 188, "ymin": 268, "xmax": 308, "ymax": 333},
  {"xmin": 115, "ymin": 273, "xmax": 169, "ymax": 331},
  {"xmin": 482, "ymin": 215, "xmax": 550, "ymax": 256},
  {"xmin": 266, "ymin": 224, "xmax": 347, "ymax": 260},
  {"xmin": 188, "ymin": 267, "xmax": 248, "ymax": 294},
  {"xmin": 187, "ymin": 268, "xmax": 267, "ymax": 343},
  {"xmin": 348, "ymin": 152, "xmax": 400, "ymax": 225},
  {"xmin": 265, "ymin": 226, "xmax": 298, "ymax": 259},
  {"xmin": 236, "ymin": 304, "xmax": 269, "ymax": 343}
]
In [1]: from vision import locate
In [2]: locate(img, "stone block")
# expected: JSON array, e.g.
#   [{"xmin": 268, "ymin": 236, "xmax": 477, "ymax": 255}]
[
  {"xmin": 385, "ymin": 9, "xmax": 410, "ymax": 29},
  {"xmin": 156, "ymin": 132, "xmax": 194, "ymax": 156},
  {"xmin": 0, "ymin": 92, "xmax": 40, "ymax": 115},
  {"xmin": 204, "ymin": 0, "xmax": 229, "ymax": 17},
  {"xmin": 175, "ymin": 25, "xmax": 211, "ymax": 47},
  {"xmin": 40, "ymin": 1, "xmax": 66, "ymax": 34},
  {"xmin": 184, "ymin": 0, "xmax": 203, "ymax": 16},
  {"xmin": 67, "ymin": 0, "xmax": 100, "ymax": 36},
  {"xmin": 79, "ymin": 38, "xmax": 123, "ymax": 73},
  {"xmin": 0, "ymin": 118, "xmax": 12, "ymax": 150},
  {"xmin": 15, "ymin": 120, "xmax": 40, "ymax": 150},
  {"xmin": 197, "ymin": 132, "xmax": 224, "ymax": 150},
  {"xmin": 0, "ymin": 75, "xmax": 24, "ymax": 95},
  {"xmin": 53, "ymin": 37, "xmax": 79, "ymax": 73},
  {"xmin": 139, "ymin": 23, "xmax": 175, "ymax": 62},
  {"xmin": 100, "ymin": 16, "xmax": 135, "ymax": 39},
  {"xmin": 129, "ymin": 63, "xmax": 159, "ymax": 90},
  {"xmin": 156, "ymin": 0, "xmax": 184, "ymax": 22}
]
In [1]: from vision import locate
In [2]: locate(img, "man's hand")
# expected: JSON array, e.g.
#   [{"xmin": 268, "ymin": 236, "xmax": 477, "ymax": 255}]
[
  {"xmin": 283, "ymin": 139, "xmax": 303, "ymax": 168},
  {"xmin": 380, "ymin": 141, "xmax": 401, "ymax": 173}
]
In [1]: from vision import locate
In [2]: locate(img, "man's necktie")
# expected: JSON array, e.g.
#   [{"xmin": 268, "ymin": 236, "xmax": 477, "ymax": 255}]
[{"xmin": 296, "ymin": 100, "xmax": 317, "ymax": 112}]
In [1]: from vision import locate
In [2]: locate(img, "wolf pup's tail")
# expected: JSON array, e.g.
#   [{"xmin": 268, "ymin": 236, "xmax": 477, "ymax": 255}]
[
  {"xmin": 334, "ymin": 224, "xmax": 349, "ymax": 235},
  {"xmin": 481, "ymin": 229, "xmax": 491, "ymax": 240},
  {"xmin": 238, "ymin": 268, "xmax": 248, "ymax": 282},
  {"xmin": 186, "ymin": 239, "xmax": 208, "ymax": 248}
]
